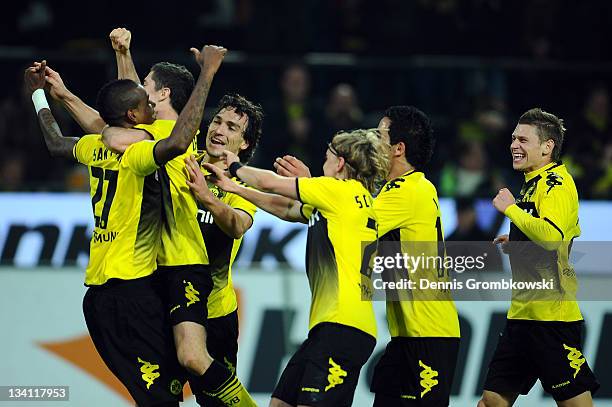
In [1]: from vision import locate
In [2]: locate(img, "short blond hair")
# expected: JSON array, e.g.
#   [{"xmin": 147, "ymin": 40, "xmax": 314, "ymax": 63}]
[{"xmin": 330, "ymin": 129, "xmax": 390, "ymax": 194}]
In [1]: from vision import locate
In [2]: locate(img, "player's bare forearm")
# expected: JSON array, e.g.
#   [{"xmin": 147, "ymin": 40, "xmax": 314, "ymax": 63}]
[
  {"xmin": 115, "ymin": 50, "xmax": 140, "ymax": 83},
  {"xmin": 38, "ymin": 109, "xmax": 78, "ymax": 159},
  {"xmin": 233, "ymin": 185, "xmax": 306, "ymax": 223},
  {"xmin": 62, "ymin": 92, "xmax": 106, "ymax": 133},
  {"xmin": 154, "ymin": 69, "xmax": 214, "ymax": 164},
  {"xmin": 199, "ymin": 195, "xmax": 253, "ymax": 238},
  {"xmin": 235, "ymin": 166, "xmax": 299, "ymax": 200}
]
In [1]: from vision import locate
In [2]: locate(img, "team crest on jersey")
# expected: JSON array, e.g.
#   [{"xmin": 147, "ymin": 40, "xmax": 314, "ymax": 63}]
[
  {"xmin": 384, "ymin": 177, "xmax": 405, "ymax": 192},
  {"xmin": 207, "ymin": 183, "xmax": 225, "ymax": 199},
  {"xmin": 545, "ymin": 172, "xmax": 563, "ymax": 193},
  {"xmin": 518, "ymin": 180, "xmax": 538, "ymax": 202}
]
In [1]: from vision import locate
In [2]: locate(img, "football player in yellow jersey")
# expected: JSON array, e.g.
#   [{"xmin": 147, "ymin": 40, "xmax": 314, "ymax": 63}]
[
  {"xmin": 43, "ymin": 31, "xmax": 258, "ymax": 406},
  {"xmin": 368, "ymin": 106, "xmax": 460, "ymax": 406},
  {"xmin": 480, "ymin": 109, "xmax": 599, "ymax": 407},
  {"xmin": 182, "ymin": 93, "xmax": 263, "ymax": 407},
  {"xmin": 203, "ymin": 129, "xmax": 390, "ymax": 407},
  {"xmin": 274, "ymin": 107, "xmax": 461, "ymax": 406},
  {"xmin": 26, "ymin": 44, "xmax": 227, "ymax": 406}
]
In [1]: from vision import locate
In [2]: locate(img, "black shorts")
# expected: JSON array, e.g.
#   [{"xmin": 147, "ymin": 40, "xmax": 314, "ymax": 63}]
[
  {"xmin": 83, "ymin": 276, "xmax": 185, "ymax": 407},
  {"xmin": 370, "ymin": 337, "xmax": 459, "ymax": 407},
  {"xmin": 272, "ymin": 322, "xmax": 375, "ymax": 407},
  {"xmin": 157, "ymin": 265, "xmax": 213, "ymax": 327},
  {"xmin": 483, "ymin": 319, "xmax": 600, "ymax": 401}
]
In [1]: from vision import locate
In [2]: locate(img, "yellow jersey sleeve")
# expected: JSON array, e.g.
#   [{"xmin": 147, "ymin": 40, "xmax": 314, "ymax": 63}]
[
  {"xmin": 73, "ymin": 134, "xmax": 101, "ymax": 164},
  {"xmin": 373, "ymin": 181, "xmax": 407, "ymax": 237},
  {"xmin": 301, "ymin": 204, "xmax": 315, "ymax": 220},
  {"xmin": 297, "ymin": 177, "xmax": 357, "ymax": 213},
  {"xmin": 226, "ymin": 181, "xmax": 258, "ymax": 220},
  {"xmin": 505, "ymin": 179, "xmax": 578, "ymax": 245},
  {"xmin": 135, "ymin": 122, "xmax": 166, "ymax": 141},
  {"xmin": 120, "ymin": 140, "xmax": 159, "ymax": 177}
]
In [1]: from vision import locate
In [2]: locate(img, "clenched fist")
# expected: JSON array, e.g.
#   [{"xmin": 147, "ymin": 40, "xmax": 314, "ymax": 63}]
[
  {"xmin": 110, "ymin": 27, "xmax": 131, "ymax": 54},
  {"xmin": 492, "ymin": 188, "xmax": 516, "ymax": 213}
]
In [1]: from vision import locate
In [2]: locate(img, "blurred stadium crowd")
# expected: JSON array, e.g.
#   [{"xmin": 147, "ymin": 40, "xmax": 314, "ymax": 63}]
[{"xmin": 1, "ymin": 0, "xmax": 611, "ymax": 200}]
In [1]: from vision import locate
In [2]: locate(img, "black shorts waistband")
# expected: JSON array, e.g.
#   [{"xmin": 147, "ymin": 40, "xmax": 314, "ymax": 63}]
[
  {"xmin": 157, "ymin": 264, "xmax": 210, "ymax": 273},
  {"xmin": 86, "ymin": 274, "xmax": 158, "ymax": 295},
  {"xmin": 309, "ymin": 322, "xmax": 376, "ymax": 341},
  {"xmin": 506, "ymin": 318, "xmax": 584, "ymax": 328}
]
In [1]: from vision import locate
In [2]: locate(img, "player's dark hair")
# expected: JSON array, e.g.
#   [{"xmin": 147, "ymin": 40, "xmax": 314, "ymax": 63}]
[
  {"xmin": 150, "ymin": 62, "xmax": 195, "ymax": 114},
  {"xmin": 211, "ymin": 93, "xmax": 264, "ymax": 163},
  {"xmin": 384, "ymin": 106, "xmax": 435, "ymax": 170},
  {"xmin": 96, "ymin": 79, "xmax": 142, "ymax": 126},
  {"xmin": 518, "ymin": 108, "xmax": 565, "ymax": 161}
]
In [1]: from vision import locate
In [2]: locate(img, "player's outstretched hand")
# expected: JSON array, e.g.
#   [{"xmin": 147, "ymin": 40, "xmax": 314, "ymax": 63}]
[
  {"xmin": 219, "ymin": 149, "xmax": 240, "ymax": 168},
  {"xmin": 274, "ymin": 155, "xmax": 311, "ymax": 178},
  {"xmin": 42, "ymin": 65, "xmax": 70, "ymax": 101},
  {"xmin": 492, "ymin": 188, "xmax": 515, "ymax": 213},
  {"xmin": 202, "ymin": 162, "xmax": 239, "ymax": 194},
  {"xmin": 493, "ymin": 234, "xmax": 510, "ymax": 254},
  {"xmin": 110, "ymin": 27, "xmax": 131, "ymax": 53},
  {"xmin": 190, "ymin": 45, "xmax": 227, "ymax": 73},
  {"xmin": 24, "ymin": 60, "xmax": 46, "ymax": 93}
]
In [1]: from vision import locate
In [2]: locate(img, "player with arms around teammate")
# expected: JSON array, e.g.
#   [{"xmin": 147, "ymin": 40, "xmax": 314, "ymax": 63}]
[
  {"xmin": 203, "ymin": 129, "xmax": 390, "ymax": 407},
  {"xmin": 44, "ymin": 30, "xmax": 258, "ymax": 405},
  {"xmin": 274, "ymin": 107, "xmax": 461, "ymax": 406},
  {"xmin": 25, "ymin": 43, "xmax": 226, "ymax": 406},
  {"xmin": 479, "ymin": 108, "xmax": 599, "ymax": 407},
  {"xmin": 183, "ymin": 93, "xmax": 264, "ymax": 407}
]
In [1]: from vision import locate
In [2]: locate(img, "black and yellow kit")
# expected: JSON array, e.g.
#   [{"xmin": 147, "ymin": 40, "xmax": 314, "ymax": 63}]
[
  {"xmin": 74, "ymin": 135, "xmax": 184, "ymax": 406},
  {"xmin": 370, "ymin": 171, "xmax": 460, "ymax": 406},
  {"xmin": 484, "ymin": 162, "xmax": 599, "ymax": 400},
  {"xmin": 273, "ymin": 177, "xmax": 377, "ymax": 407},
  {"xmin": 135, "ymin": 120, "xmax": 211, "ymax": 327},
  {"xmin": 192, "ymin": 172, "xmax": 257, "ymax": 407}
]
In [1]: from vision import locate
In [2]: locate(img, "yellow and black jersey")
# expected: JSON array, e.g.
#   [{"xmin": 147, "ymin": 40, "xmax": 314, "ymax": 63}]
[
  {"xmin": 135, "ymin": 120, "xmax": 208, "ymax": 267},
  {"xmin": 505, "ymin": 162, "xmax": 582, "ymax": 322},
  {"xmin": 73, "ymin": 134, "xmax": 161, "ymax": 286},
  {"xmin": 374, "ymin": 171, "xmax": 460, "ymax": 338},
  {"xmin": 195, "ymin": 170, "xmax": 257, "ymax": 318},
  {"xmin": 296, "ymin": 176, "xmax": 378, "ymax": 339}
]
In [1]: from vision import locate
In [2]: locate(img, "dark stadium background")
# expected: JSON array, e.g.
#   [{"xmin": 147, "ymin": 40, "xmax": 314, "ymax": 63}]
[
  {"xmin": 1, "ymin": 0, "xmax": 611, "ymax": 197},
  {"xmin": 1, "ymin": 1, "xmax": 611, "ymax": 406}
]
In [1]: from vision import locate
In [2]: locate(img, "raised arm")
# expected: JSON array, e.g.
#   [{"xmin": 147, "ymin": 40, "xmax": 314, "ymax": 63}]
[
  {"xmin": 110, "ymin": 27, "xmax": 140, "ymax": 83},
  {"xmin": 153, "ymin": 45, "xmax": 226, "ymax": 164},
  {"xmin": 26, "ymin": 61, "xmax": 78, "ymax": 159},
  {"xmin": 43, "ymin": 65, "xmax": 106, "ymax": 133},
  {"xmin": 200, "ymin": 161, "xmax": 307, "ymax": 223}
]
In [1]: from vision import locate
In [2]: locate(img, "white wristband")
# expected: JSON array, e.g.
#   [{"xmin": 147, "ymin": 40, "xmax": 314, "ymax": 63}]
[{"xmin": 31, "ymin": 88, "xmax": 50, "ymax": 113}]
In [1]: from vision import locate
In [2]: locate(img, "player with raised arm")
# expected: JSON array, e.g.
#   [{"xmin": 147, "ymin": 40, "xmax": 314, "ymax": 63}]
[
  {"xmin": 45, "ymin": 29, "xmax": 258, "ymax": 406},
  {"xmin": 202, "ymin": 129, "xmax": 390, "ymax": 407},
  {"xmin": 479, "ymin": 108, "xmax": 599, "ymax": 407},
  {"xmin": 25, "ymin": 43, "xmax": 226, "ymax": 406}
]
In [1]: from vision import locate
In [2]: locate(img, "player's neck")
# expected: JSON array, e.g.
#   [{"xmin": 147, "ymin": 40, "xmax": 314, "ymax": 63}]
[
  {"xmin": 388, "ymin": 159, "xmax": 415, "ymax": 180},
  {"xmin": 523, "ymin": 158, "xmax": 554, "ymax": 175},
  {"xmin": 155, "ymin": 105, "xmax": 179, "ymax": 121}
]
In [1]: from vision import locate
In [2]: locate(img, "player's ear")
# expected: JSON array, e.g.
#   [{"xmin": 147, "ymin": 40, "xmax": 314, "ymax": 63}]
[
  {"xmin": 159, "ymin": 87, "xmax": 170, "ymax": 102},
  {"xmin": 542, "ymin": 139, "xmax": 554, "ymax": 156},
  {"xmin": 239, "ymin": 140, "xmax": 249, "ymax": 152},
  {"xmin": 394, "ymin": 141, "xmax": 405, "ymax": 158},
  {"xmin": 126, "ymin": 108, "xmax": 137, "ymax": 124}
]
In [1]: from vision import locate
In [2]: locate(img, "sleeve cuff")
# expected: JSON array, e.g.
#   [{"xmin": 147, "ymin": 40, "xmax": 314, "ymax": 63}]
[{"xmin": 504, "ymin": 203, "xmax": 522, "ymax": 220}]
